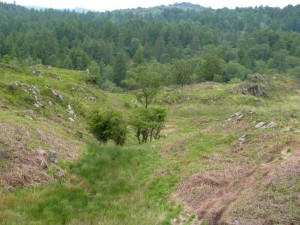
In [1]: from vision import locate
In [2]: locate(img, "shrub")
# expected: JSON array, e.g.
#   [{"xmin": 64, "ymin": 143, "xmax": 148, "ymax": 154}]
[
  {"xmin": 131, "ymin": 107, "xmax": 167, "ymax": 144},
  {"xmin": 87, "ymin": 109, "xmax": 127, "ymax": 145}
]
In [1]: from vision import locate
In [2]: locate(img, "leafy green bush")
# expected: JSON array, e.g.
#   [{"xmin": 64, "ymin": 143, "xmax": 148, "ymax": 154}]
[
  {"xmin": 87, "ymin": 109, "xmax": 127, "ymax": 145},
  {"xmin": 131, "ymin": 107, "xmax": 167, "ymax": 144}
]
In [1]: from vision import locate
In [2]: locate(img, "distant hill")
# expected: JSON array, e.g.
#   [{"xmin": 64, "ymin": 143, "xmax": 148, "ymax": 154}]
[{"xmin": 172, "ymin": 2, "xmax": 205, "ymax": 9}]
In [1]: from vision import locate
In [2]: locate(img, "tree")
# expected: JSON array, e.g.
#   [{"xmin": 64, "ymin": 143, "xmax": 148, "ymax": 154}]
[
  {"xmin": 113, "ymin": 52, "xmax": 127, "ymax": 87},
  {"xmin": 126, "ymin": 65, "xmax": 162, "ymax": 108},
  {"xmin": 63, "ymin": 55, "xmax": 73, "ymax": 69},
  {"xmin": 172, "ymin": 59, "xmax": 193, "ymax": 86},
  {"xmin": 87, "ymin": 109, "xmax": 127, "ymax": 145},
  {"xmin": 155, "ymin": 36, "xmax": 166, "ymax": 62},
  {"xmin": 86, "ymin": 60, "xmax": 101, "ymax": 84},
  {"xmin": 133, "ymin": 47, "xmax": 145, "ymax": 65},
  {"xmin": 131, "ymin": 107, "xmax": 167, "ymax": 144},
  {"xmin": 129, "ymin": 38, "xmax": 141, "ymax": 58},
  {"xmin": 223, "ymin": 62, "xmax": 251, "ymax": 82},
  {"xmin": 69, "ymin": 48, "xmax": 90, "ymax": 70},
  {"xmin": 269, "ymin": 50, "xmax": 289, "ymax": 73},
  {"xmin": 200, "ymin": 55, "xmax": 223, "ymax": 81}
]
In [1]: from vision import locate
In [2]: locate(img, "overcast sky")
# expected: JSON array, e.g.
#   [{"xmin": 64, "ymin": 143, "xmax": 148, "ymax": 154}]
[{"xmin": 1, "ymin": 0, "xmax": 299, "ymax": 11}]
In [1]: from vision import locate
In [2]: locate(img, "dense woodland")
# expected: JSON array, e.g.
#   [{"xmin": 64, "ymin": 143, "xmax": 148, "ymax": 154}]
[{"xmin": 0, "ymin": 2, "xmax": 300, "ymax": 90}]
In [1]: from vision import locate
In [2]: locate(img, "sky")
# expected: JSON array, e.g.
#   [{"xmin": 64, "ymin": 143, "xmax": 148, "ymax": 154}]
[{"xmin": 1, "ymin": 0, "xmax": 299, "ymax": 11}]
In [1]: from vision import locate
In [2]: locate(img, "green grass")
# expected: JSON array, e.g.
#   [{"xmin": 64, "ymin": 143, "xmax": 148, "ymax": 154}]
[{"xmin": 0, "ymin": 143, "xmax": 180, "ymax": 225}]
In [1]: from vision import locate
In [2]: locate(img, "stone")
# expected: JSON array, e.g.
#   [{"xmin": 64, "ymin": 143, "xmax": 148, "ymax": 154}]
[
  {"xmin": 52, "ymin": 89, "xmax": 63, "ymax": 100},
  {"xmin": 29, "ymin": 85, "xmax": 40, "ymax": 96},
  {"xmin": 49, "ymin": 151, "xmax": 57, "ymax": 163},
  {"xmin": 228, "ymin": 112, "xmax": 244, "ymax": 121},
  {"xmin": 86, "ymin": 96, "xmax": 96, "ymax": 101},
  {"xmin": 255, "ymin": 121, "xmax": 277, "ymax": 129},
  {"xmin": 242, "ymin": 88, "xmax": 248, "ymax": 95},
  {"xmin": 66, "ymin": 105, "xmax": 76, "ymax": 117},
  {"xmin": 238, "ymin": 134, "xmax": 247, "ymax": 145},
  {"xmin": 255, "ymin": 122, "xmax": 267, "ymax": 128},
  {"xmin": 266, "ymin": 122, "xmax": 277, "ymax": 128},
  {"xmin": 32, "ymin": 69, "xmax": 44, "ymax": 76},
  {"xmin": 69, "ymin": 117, "xmax": 75, "ymax": 122},
  {"xmin": 39, "ymin": 160, "xmax": 48, "ymax": 169},
  {"xmin": 49, "ymin": 73, "xmax": 61, "ymax": 80},
  {"xmin": 34, "ymin": 102, "xmax": 43, "ymax": 108},
  {"xmin": 243, "ymin": 84, "xmax": 263, "ymax": 96},
  {"xmin": 56, "ymin": 171, "xmax": 65, "ymax": 178},
  {"xmin": 77, "ymin": 87, "xmax": 85, "ymax": 92},
  {"xmin": 25, "ymin": 109, "xmax": 34, "ymax": 115}
]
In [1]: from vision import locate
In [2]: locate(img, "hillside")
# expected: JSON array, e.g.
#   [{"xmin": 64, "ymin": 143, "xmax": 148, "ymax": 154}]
[
  {"xmin": 0, "ymin": 63, "xmax": 108, "ymax": 190},
  {"xmin": 0, "ymin": 64, "xmax": 299, "ymax": 224}
]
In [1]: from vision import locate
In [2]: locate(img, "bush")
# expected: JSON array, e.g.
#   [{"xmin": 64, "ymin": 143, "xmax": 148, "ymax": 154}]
[
  {"xmin": 87, "ymin": 109, "xmax": 127, "ymax": 145},
  {"xmin": 131, "ymin": 107, "xmax": 167, "ymax": 144}
]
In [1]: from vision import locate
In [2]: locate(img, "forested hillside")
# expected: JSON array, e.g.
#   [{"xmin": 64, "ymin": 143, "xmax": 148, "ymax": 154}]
[{"xmin": 0, "ymin": 2, "xmax": 300, "ymax": 89}]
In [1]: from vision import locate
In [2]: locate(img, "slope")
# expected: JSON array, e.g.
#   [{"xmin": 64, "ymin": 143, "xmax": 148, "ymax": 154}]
[
  {"xmin": 0, "ymin": 63, "xmax": 107, "ymax": 191},
  {"xmin": 156, "ymin": 76, "xmax": 300, "ymax": 224}
]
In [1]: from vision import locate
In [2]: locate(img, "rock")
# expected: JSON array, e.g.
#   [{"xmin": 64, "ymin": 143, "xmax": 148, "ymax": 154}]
[
  {"xmin": 56, "ymin": 171, "xmax": 65, "ymax": 178},
  {"xmin": 242, "ymin": 87, "xmax": 248, "ymax": 95},
  {"xmin": 255, "ymin": 122, "xmax": 267, "ymax": 128},
  {"xmin": 25, "ymin": 109, "xmax": 34, "ymax": 115},
  {"xmin": 34, "ymin": 102, "xmax": 43, "ymax": 108},
  {"xmin": 248, "ymin": 110, "xmax": 256, "ymax": 115},
  {"xmin": 86, "ymin": 96, "xmax": 96, "ymax": 101},
  {"xmin": 29, "ymin": 85, "xmax": 40, "ymax": 96},
  {"xmin": 69, "ymin": 110, "xmax": 75, "ymax": 116},
  {"xmin": 66, "ymin": 105, "xmax": 76, "ymax": 117},
  {"xmin": 39, "ymin": 160, "xmax": 48, "ymax": 169},
  {"xmin": 238, "ymin": 134, "xmax": 247, "ymax": 145},
  {"xmin": 49, "ymin": 151, "xmax": 57, "ymax": 163},
  {"xmin": 255, "ymin": 122, "xmax": 277, "ymax": 129},
  {"xmin": 228, "ymin": 112, "xmax": 244, "ymax": 121},
  {"xmin": 242, "ymin": 84, "xmax": 263, "ymax": 96},
  {"xmin": 48, "ymin": 101, "xmax": 53, "ymax": 105},
  {"xmin": 49, "ymin": 72, "xmax": 61, "ymax": 80},
  {"xmin": 69, "ymin": 117, "xmax": 75, "ymax": 122},
  {"xmin": 77, "ymin": 87, "xmax": 85, "ymax": 92},
  {"xmin": 32, "ymin": 68, "xmax": 44, "ymax": 76},
  {"xmin": 52, "ymin": 89, "xmax": 63, "ymax": 100},
  {"xmin": 266, "ymin": 122, "xmax": 277, "ymax": 128},
  {"xmin": 32, "ymin": 69, "xmax": 38, "ymax": 75}
]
